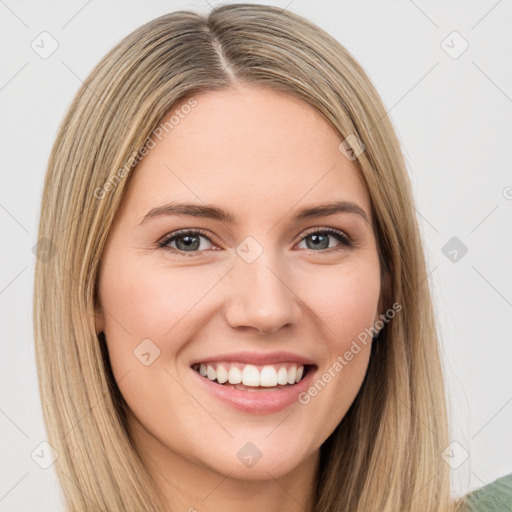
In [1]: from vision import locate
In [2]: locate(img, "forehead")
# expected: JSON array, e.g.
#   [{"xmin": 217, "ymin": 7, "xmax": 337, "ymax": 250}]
[{"xmin": 118, "ymin": 85, "xmax": 371, "ymax": 225}]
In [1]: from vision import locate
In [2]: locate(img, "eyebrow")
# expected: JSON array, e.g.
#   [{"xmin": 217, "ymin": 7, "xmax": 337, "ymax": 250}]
[{"xmin": 138, "ymin": 200, "xmax": 370, "ymax": 226}]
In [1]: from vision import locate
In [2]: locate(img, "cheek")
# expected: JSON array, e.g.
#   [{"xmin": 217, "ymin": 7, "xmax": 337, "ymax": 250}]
[
  {"xmin": 292, "ymin": 261, "xmax": 380, "ymax": 439},
  {"xmin": 297, "ymin": 259, "xmax": 381, "ymax": 348},
  {"xmin": 97, "ymin": 255, "xmax": 214, "ymax": 422},
  {"xmin": 99, "ymin": 254, "xmax": 220, "ymax": 345}
]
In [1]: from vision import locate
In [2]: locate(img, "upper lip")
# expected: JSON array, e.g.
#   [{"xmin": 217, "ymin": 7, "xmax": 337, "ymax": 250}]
[{"xmin": 190, "ymin": 351, "xmax": 317, "ymax": 367}]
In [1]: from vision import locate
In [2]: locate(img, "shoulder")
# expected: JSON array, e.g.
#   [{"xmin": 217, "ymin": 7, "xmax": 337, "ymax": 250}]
[{"xmin": 462, "ymin": 472, "xmax": 512, "ymax": 512}]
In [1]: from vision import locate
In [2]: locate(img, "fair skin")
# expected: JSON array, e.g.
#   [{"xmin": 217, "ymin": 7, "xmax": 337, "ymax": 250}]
[{"xmin": 95, "ymin": 84, "xmax": 382, "ymax": 512}]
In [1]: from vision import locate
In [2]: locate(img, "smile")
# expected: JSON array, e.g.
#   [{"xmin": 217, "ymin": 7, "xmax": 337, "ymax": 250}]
[
  {"xmin": 191, "ymin": 362, "xmax": 308, "ymax": 389},
  {"xmin": 190, "ymin": 360, "xmax": 317, "ymax": 414}
]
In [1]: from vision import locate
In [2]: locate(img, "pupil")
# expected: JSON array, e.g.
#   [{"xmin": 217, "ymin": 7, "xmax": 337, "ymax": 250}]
[
  {"xmin": 177, "ymin": 235, "xmax": 199, "ymax": 251},
  {"xmin": 307, "ymin": 233, "xmax": 328, "ymax": 250}
]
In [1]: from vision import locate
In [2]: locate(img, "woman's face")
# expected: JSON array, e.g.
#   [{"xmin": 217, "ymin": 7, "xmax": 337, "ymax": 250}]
[{"xmin": 96, "ymin": 84, "xmax": 382, "ymax": 485}]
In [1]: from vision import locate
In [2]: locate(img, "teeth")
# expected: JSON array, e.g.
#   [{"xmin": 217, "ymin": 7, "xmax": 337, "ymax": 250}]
[
  {"xmin": 277, "ymin": 367, "xmax": 288, "ymax": 385},
  {"xmin": 194, "ymin": 362, "xmax": 307, "ymax": 387},
  {"xmin": 206, "ymin": 365, "xmax": 216, "ymax": 381},
  {"xmin": 287, "ymin": 366, "xmax": 297, "ymax": 385},
  {"xmin": 228, "ymin": 366, "xmax": 242, "ymax": 384},
  {"xmin": 260, "ymin": 366, "xmax": 278, "ymax": 387},
  {"xmin": 216, "ymin": 365, "xmax": 228, "ymax": 384},
  {"xmin": 242, "ymin": 365, "xmax": 260, "ymax": 386}
]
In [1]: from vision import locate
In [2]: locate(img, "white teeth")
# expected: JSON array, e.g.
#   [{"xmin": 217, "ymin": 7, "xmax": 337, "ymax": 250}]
[
  {"xmin": 195, "ymin": 362, "xmax": 307, "ymax": 388},
  {"xmin": 277, "ymin": 367, "xmax": 288, "ymax": 385},
  {"xmin": 206, "ymin": 365, "xmax": 216, "ymax": 381},
  {"xmin": 260, "ymin": 366, "xmax": 278, "ymax": 387},
  {"xmin": 228, "ymin": 366, "xmax": 242, "ymax": 384},
  {"xmin": 216, "ymin": 365, "xmax": 228, "ymax": 384},
  {"xmin": 287, "ymin": 366, "xmax": 297, "ymax": 385},
  {"xmin": 242, "ymin": 365, "xmax": 260, "ymax": 386}
]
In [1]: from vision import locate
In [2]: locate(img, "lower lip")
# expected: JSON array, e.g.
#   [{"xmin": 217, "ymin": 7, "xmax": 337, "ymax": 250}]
[{"xmin": 190, "ymin": 366, "xmax": 317, "ymax": 414}]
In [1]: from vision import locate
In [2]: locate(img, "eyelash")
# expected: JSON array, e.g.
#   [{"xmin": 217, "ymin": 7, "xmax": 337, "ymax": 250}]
[{"xmin": 157, "ymin": 227, "xmax": 353, "ymax": 257}]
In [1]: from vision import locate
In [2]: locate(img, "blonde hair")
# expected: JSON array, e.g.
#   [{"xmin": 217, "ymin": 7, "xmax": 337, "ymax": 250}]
[{"xmin": 33, "ymin": 4, "xmax": 466, "ymax": 511}]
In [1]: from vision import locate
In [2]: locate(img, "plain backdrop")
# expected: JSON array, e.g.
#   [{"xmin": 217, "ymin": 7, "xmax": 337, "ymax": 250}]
[{"xmin": 1, "ymin": 0, "xmax": 511, "ymax": 510}]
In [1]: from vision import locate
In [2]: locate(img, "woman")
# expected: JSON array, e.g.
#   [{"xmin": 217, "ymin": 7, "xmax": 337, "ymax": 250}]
[{"xmin": 33, "ymin": 3, "xmax": 511, "ymax": 511}]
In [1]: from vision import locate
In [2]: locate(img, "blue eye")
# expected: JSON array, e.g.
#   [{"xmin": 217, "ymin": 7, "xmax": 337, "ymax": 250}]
[
  {"xmin": 158, "ymin": 229, "xmax": 215, "ymax": 255},
  {"xmin": 158, "ymin": 228, "xmax": 352, "ymax": 257},
  {"xmin": 297, "ymin": 228, "xmax": 352, "ymax": 251}
]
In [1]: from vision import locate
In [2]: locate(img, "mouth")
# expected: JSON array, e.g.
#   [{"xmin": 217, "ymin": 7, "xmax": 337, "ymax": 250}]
[{"xmin": 190, "ymin": 361, "xmax": 315, "ymax": 392}]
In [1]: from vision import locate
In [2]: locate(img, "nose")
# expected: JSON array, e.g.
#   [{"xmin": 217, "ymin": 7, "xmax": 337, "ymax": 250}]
[{"xmin": 224, "ymin": 250, "xmax": 302, "ymax": 335}]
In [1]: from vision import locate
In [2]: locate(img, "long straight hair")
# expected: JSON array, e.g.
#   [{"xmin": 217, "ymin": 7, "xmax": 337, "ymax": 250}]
[{"xmin": 33, "ymin": 4, "xmax": 465, "ymax": 511}]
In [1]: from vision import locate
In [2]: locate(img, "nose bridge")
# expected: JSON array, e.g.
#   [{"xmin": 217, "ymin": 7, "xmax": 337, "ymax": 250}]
[{"xmin": 225, "ymin": 243, "xmax": 301, "ymax": 333}]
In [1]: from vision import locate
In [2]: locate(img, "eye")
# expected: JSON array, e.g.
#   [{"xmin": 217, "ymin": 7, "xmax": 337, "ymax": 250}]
[
  {"xmin": 158, "ymin": 229, "xmax": 217, "ymax": 256},
  {"xmin": 157, "ymin": 227, "xmax": 352, "ymax": 257},
  {"xmin": 296, "ymin": 228, "xmax": 352, "ymax": 252}
]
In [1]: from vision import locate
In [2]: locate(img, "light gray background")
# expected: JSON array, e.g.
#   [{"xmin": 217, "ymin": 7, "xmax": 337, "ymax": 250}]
[{"xmin": 1, "ymin": 1, "xmax": 511, "ymax": 510}]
